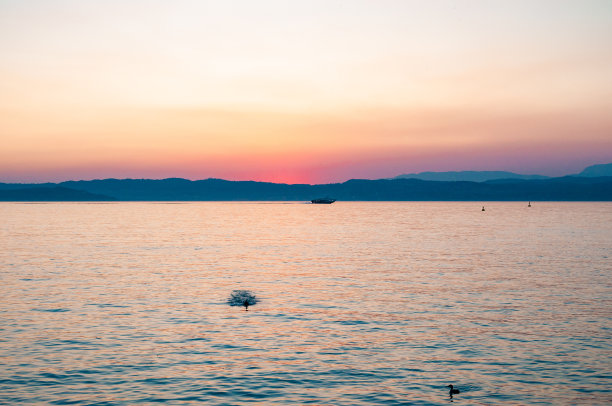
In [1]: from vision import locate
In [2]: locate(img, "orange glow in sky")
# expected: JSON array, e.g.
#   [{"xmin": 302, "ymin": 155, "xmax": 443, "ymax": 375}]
[{"xmin": 1, "ymin": 0, "xmax": 611, "ymax": 183}]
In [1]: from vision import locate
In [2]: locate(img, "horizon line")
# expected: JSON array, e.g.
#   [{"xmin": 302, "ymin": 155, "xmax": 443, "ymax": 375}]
[{"xmin": 1, "ymin": 161, "xmax": 610, "ymax": 186}]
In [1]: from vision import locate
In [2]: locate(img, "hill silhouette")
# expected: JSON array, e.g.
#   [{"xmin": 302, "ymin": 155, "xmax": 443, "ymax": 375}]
[{"xmin": 0, "ymin": 175, "xmax": 611, "ymax": 201}]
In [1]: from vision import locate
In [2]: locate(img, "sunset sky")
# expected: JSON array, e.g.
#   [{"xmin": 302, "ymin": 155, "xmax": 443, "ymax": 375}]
[{"xmin": 1, "ymin": 0, "xmax": 611, "ymax": 184}]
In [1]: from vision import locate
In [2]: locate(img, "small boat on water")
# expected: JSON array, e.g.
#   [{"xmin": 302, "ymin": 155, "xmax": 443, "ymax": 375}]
[{"xmin": 311, "ymin": 198, "xmax": 336, "ymax": 204}]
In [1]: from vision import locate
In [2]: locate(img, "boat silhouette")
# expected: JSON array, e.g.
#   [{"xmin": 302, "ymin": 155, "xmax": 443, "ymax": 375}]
[{"xmin": 311, "ymin": 198, "xmax": 336, "ymax": 204}]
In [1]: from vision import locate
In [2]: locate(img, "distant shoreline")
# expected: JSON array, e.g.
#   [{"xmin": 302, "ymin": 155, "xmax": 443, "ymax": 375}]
[{"xmin": 1, "ymin": 176, "xmax": 611, "ymax": 202}]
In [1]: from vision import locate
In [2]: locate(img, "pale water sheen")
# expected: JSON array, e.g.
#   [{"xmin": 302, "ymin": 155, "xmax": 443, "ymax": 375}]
[{"xmin": 1, "ymin": 202, "xmax": 611, "ymax": 405}]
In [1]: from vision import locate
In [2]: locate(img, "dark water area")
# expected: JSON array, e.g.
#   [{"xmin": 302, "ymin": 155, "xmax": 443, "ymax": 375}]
[{"xmin": 1, "ymin": 202, "xmax": 611, "ymax": 405}]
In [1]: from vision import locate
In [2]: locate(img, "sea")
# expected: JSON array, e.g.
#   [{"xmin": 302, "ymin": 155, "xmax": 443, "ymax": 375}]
[{"xmin": 1, "ymin": 202, "xmax": 611, "ymax": 405}]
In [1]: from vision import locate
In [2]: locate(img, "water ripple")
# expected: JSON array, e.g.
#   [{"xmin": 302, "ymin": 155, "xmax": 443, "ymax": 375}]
[{"xmin": 1, "ymin": 202, "xmax": 611, "ymax": 405}]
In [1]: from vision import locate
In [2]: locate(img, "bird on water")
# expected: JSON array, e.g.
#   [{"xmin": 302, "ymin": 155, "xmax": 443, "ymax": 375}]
[
  {"xmin": 447, "ymin": 385, "xmax": 460, "ymax": 395},
  {"xmin": 228, "ymin": 290, "xmax": 258, "ymax": 311},
  {"xmin": 482, "ymin": 206, "xmax": 485, "ymax": 211}
]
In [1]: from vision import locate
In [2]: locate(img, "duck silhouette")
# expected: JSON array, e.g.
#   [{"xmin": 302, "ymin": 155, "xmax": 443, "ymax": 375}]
[
  {"xmin": 228, "ymin": 290, "xmax": 258, "ymax": 311},
  {"xmin": 447, "ymin": 384, "xmax": 460, "ymax": 396}
]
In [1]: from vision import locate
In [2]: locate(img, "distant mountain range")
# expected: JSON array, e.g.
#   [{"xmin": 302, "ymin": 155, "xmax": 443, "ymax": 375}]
[
  {"xmin": 578, "ymin": 162, "xmax": 612, "ymax": 177},
  {"xmin": 392, "ymin": 162, "xmax": 612, "ymax": 182},
  {"xmin": 1, "ymin": 162, "xmax": 611, "ymax": 201},
  {"xmin": 392, "ymin": 171, "xmax": 548, "ymax": 182}
]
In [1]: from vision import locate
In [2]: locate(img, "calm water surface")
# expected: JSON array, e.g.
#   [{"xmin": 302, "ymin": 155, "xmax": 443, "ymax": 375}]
[{"xmin": 1, "ymin": 202, "xmax": 611, "ymax": 405}]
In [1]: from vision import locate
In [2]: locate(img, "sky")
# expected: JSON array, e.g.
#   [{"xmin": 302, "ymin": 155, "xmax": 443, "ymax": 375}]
[{"xmin": 1, "ymin": 0, "xmax": 611, "ymax": 184}]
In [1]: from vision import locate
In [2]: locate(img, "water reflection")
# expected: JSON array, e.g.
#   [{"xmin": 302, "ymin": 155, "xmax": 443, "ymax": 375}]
[{"xmin": 1, "ymin": 202, "xmax": 611, "ymax": 404}]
